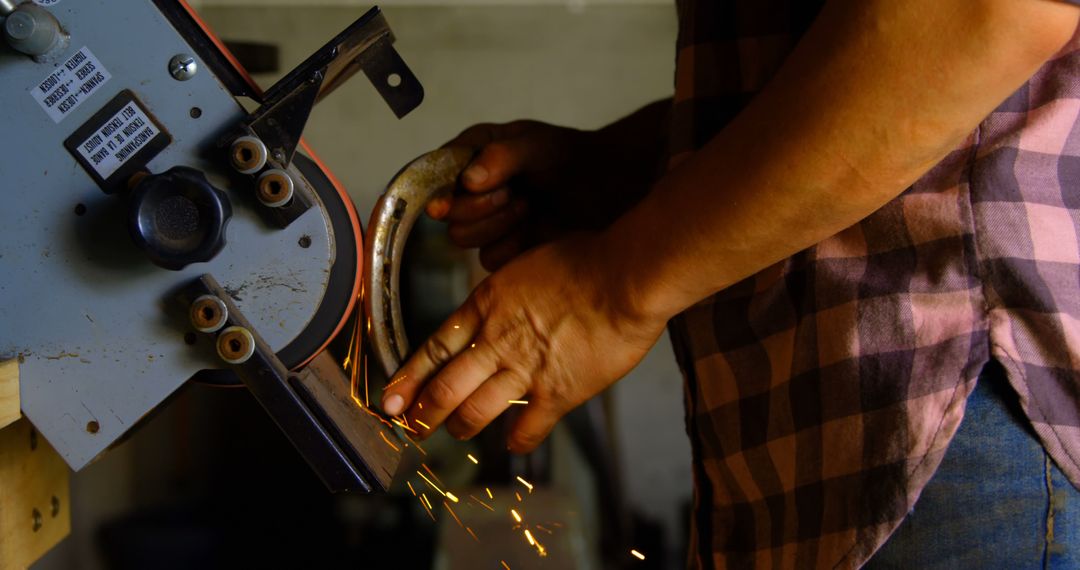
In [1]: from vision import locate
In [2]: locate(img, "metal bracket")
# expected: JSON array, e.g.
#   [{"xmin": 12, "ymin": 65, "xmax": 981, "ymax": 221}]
[
  {"xmin": 364, "ymin": 147, "xmax": 473, "ymax": 378},
  {"xmin": 246, "ymin": 6, "xmax": 423, "ymax": 169},
  {"xmin": 179, "ymin": 275, "xmax": 401, "ymax": 493}
]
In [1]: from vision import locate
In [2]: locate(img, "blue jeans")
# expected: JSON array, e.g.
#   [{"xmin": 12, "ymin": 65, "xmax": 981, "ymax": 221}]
[{"xmin": 867, "ymin": 360, "xmax": 1080, "ymax": 569}]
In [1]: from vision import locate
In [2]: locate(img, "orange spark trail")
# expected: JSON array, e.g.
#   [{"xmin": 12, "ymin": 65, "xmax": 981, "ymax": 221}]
[
  {"xmin": 511, "ymin": 509, "xmax": 522, "ymax": 523},
  {"xmin": 631, "ymin": 549, "xmax": 646, "ymax": 561},
  {"xmin": 486, "ymin": 487, "xmax": 494, "ymax": 499},
  {"xmin": 406, "ymin": 481, "xmax": 417, "ymax": 496},
  {"xmin": 445, "ymin": 492, "xmax": 460, "ymax": 503},
  {"xmin": 403, "ymin": 434, "xmax": 427, "ymax": 456},
  {"xmin": 467, "ymin": 453, "xmax": 478, "ymax": 464},
  {"xmin": 415, "ymin": 419, "xmax": 431, "ymax": 430},
  {"xmin": 392, "ymin": 418, "xmax": 419, "ymax": 434},
  {"xmin": 500, "ymin": 561, "xmax": 510, "ymax": 570},
  {"xmin": 515, "ymin": 492, "xmax": 523, "ymax": 502},
  {"xmin": 417, "ymin": 471, "xmax": 445, "ymax": 496},
  {"xmin": 421, "ymin": 463, "xmax": 445, "ymax": 486},
  {"xmin": 507, "ymin": 400, "xmax": 528, "ymax": 405},
  {"xmin": 421, "ymin": 493, "xmax": 433, "ymax": 510},
  {"xmin": 443, "ymin": 501, "xmax": 464, "ymax": 528},
  {"xmin": 516, "ymin": 476, "xmax": 534, "ymax": 492},
  {"xmin": 466, "ymin": 527, "xmax": 480, "ymax": 542},
  {"xmin": 420, "ymin": 497, "xmax": 435, "ymax": 521},
  {"xmin": 469, "ymin": 495, "xmax": 495, "ymax": 512},
  {"xmin": 524, "ymin": 529, "xmax": 536, "ymax": 546},
  {"xmin": 536, "ymin": 524, "xmax": 554, "ymax": 534},
  {"xmin": 379, "ymin": 431, "xmax": 400, "ymax": 452}
]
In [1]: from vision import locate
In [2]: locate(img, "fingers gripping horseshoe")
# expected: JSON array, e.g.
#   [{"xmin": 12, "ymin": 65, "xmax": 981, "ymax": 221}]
[{"xmin": 364, "ymin": 147, "xmax": 474, "ymax": 379}]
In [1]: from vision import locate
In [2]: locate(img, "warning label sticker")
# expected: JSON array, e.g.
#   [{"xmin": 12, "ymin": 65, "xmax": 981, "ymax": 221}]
[
  {"xmin": 30, "ymin": 47, "xmax": 111, "ymax": 123},
  {"xmin": 75, "ymin": 101, "xmax": 161, "ymax": 180}
]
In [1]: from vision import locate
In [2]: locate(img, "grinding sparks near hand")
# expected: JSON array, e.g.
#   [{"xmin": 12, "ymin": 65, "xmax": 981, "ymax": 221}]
[
  {"xmin": 378, "ymin": 431, "xmax": 400, "ymax": 452},
  {"xmin": 516, "ymin": 476, "xmax": 534, "ymax": 492},
  {"xmin": 501, "ymin": 562, "xmax": 510, "ymax": 570},
  {"xmin": 445, "ymin": 492, "xmax": 460, "ymax": 503},
  {"xmin": 392, "ymin": 418, "xmax": 418, "ymax": 434},
  {"xmin": 417, "ymin": 470, "xmax": 445, "ymax": 496},
  {"xmin": 415, "ymin": 418, "xmax": 431, "ymax": 430},
  {"xmin": 511, "ymin": 509, "xmax": 522, "ymax": 523},
  {"xmin": 524, "ymin": 529, "xmax": 536, "ymax": 546},
  {"xmin": 486, "ymin": 487, "xmax": 494, "ymax": 499},
  {"xmin": 508, "ymin": 399, "xmax": 528, "ymax": 405},
  {"xmin": 631, "ymin": 549, "xmax": 646, "ymax": 561},
  {"xmin": 470, "ymin": 495, "xmax": 495, "ymax": 511},
  {"xmin": 467, "ymin": 453, "xmax": 478, "ymax": 464}
]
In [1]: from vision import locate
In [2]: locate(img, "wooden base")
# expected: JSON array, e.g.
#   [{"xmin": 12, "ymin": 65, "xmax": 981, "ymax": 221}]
[
  {"xmin": 0, "ymin": 360, "xmax": 71, "ymax": 569},
  {"xmin": 0, "ymin": 358, "xmax": 19, "ymax": 431}
]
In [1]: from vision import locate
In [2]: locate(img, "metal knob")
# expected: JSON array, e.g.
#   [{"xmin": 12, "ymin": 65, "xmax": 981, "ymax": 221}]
[
  {"xmin": 3, "ymin": 3, "xmax": 66, "ymax": 58},
  {"xmin": 127, "ymin": 167, "xmax": 233, "ymax": 270}
]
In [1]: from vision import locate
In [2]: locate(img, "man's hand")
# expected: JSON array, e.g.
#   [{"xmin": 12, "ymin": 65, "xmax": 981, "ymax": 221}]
[
  {"xmin": 427, "ymin": 121, "xmax": 586, "ymax": 271},
  {"xmin": 379, "ymin": 236, "xmax": 666, "ymax": 453},
  {"xmin": 430, "ymin": 102, "xmax": 670, "ymax": 271}
]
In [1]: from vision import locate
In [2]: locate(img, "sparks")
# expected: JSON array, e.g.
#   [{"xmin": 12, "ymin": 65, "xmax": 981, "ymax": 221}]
[
  {"xmin": 631, "ymin": 549, "xmax": 646, "ymax": 561},
  {"xmin": 420, "ymin": 498, "xmax": 435, "ymax": 521},
  {"xmin": 402, "ymin": 432, "xmax": 427, "ymax": 456},
  {"xmin": 536, "ymin": 524, "xmax": 554, "ymax": 534},
  {"xmin": 524, "ymin": 529, "xmax": 536, "ymax": 546},
  {"xmin": 470, "ymin": 343, "xmax": 476, "ymax": 348},
  {"xmin": 446, "ymin": 492, "xmax": 460, "ymax": 503},
  {"xmin": 515, "ymin": 492, "xmax": 523, "ymax": 502},
  {"xmin": 466, "ymin": 526, "xmax": 480, "ymax": 542},
  {"xmin": 469, "ymin": 495, "xmax": 495, "ymax": 512},
  {"xmin": 500, "ymin": 561, "xmax": 510, "ymax": 570},
  {"xmin": 421, "ymin": 493, "xmax": 433, "ymax": 510},
  {"xmin": 415, "ymin": 418, "xmax": 431, "ymax": 430},
  {"xmin": 467, "ymin": 453, "xmax": 478, "ymax": 464},
  {"xmin": 443, "ymin": 501, "xmax": 464, "ymax": 528},
  {"xmin": 418, "ymin": 402, "xmax": 423, "ymax": 409},
  {"xmin": 508, "ymin": 399, "xmax": 528, "ymax": 405},
  {"xmin": 379, "ymin": 431, "xmax": 400, "ymax": 452},
  {"xmin": 511, "ymin": 509, "xmax": 522, "ymax": 523},
  {"xmin": 392, "ymin": 418, "xmax": 419, "ymax": 434},
  {"xmin": 417, "ymin": 471, "xmax": 445, "ymax": 496},
  {"xmin": 486, "ymin": 487, "xmax": 494, "ymax": 499},
  {"xmin": 416, "ymin": 462, "xmax": 442, "ymax": 485},
  {"xmin": 406, "ymin": 481, "xmax": 417, "ymax": 496},
  {"xmin": 516, "ymin": 476, "xmax": 534, "ymax": 492}
]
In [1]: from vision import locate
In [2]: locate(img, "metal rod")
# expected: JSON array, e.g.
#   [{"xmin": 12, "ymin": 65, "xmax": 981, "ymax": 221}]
[{"xmin": 0, "ymin": 0, "xmax": 20, "ymax": 17}]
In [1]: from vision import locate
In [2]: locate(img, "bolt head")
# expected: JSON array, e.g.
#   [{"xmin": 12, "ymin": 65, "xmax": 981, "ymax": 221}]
[
  {"xmin": 5, "ymin": 12, "xmax": 35, "ymax": 40},
  {"xmin": 168, "ymin": 54, "xmax": 197, "ymax": 81}
]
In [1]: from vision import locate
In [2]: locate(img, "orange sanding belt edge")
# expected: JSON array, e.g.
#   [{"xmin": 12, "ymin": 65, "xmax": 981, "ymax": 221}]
[{"xmin": 178, "ymin": 0, "xmax": 365, "ymax": 369}]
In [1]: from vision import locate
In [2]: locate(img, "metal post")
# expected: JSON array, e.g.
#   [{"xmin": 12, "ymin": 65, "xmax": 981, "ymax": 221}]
[{"xmin": 0, "ymin": 0, "xmax": 19, "ymax": 17}]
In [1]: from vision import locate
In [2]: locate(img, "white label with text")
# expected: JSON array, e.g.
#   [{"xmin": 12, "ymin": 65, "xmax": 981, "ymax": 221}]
[
  {"xmin": 76, "ymin": 102, "xmax": 159, "ymax": 179},
  {"xmin": 30, "ymin": 47, "xmax": 111, "ymax": 123}
]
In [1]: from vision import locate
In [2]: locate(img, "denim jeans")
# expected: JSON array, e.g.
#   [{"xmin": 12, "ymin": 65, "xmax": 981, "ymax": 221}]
[{"xmin": 866, "ymin": 360, "xmax": 1079, "ymax": 569}]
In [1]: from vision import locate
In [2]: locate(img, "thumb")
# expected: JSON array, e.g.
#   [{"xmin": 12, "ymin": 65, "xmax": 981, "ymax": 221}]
[
  {"xmin": 428, "ymin": 137, "xmax": 536, "ymax": 220},
  {"xmin": 460, "ymin": 138, "xmax": 538, "ymax": 194}
]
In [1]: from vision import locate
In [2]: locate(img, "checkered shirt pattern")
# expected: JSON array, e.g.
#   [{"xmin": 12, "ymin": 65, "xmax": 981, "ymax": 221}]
[{"xmin": 667, "ymin": 2, "xmax": 1080, "ymax": 568}]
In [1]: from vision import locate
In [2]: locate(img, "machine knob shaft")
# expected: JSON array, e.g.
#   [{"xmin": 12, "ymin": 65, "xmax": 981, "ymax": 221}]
[{"xmin": 127, "ymin": 167, "xmax": 232, "ymax": 270}]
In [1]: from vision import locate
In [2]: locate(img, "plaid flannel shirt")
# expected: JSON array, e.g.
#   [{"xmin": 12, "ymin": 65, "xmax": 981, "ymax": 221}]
[{"xmin": 667, "ymin": 1, "xmax": 1080, "ymax": 567}]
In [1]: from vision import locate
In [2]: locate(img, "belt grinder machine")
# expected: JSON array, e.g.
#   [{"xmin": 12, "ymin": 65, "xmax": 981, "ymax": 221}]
[{"xmin": 0, "ymin": 0, "xmax": 472, "ymax": 535}]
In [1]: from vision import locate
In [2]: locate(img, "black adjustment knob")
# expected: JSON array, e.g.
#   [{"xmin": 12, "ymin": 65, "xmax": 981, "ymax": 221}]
[{"xmin": 127, "ymin": 166, "xmax": 232, "ymax": 270}]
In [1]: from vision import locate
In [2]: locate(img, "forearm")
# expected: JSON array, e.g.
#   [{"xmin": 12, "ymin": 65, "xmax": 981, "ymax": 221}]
[
  {"xmin": 594, "ymin": 98, "xmax": 672, "ymax": 166},
  {"xmin": 599, "ymin": 0, "xmax": 1078, "ymax": 323},
  {"xmin": 577, "ymin": 99, "xmax": 672, "ymax": 208}
]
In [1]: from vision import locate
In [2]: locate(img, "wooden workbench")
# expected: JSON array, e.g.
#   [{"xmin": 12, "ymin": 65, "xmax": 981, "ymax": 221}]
[{"xmin": 0, "ymin": 359, "xmax": 71, "ymax": 569}]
